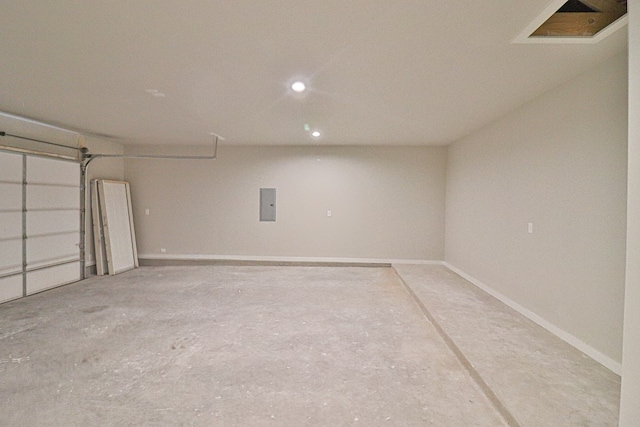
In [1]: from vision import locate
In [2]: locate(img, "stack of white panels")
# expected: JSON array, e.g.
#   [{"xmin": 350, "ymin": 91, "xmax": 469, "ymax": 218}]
[{"xmin": 91, "ymin": 180, "xmax": 138, "ymax": 275}]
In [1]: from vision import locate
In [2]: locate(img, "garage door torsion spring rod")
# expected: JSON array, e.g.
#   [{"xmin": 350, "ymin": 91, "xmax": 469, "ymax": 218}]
[{"xmin": 0, "ymin": 131, "xmax": 83, "ymax": 152}]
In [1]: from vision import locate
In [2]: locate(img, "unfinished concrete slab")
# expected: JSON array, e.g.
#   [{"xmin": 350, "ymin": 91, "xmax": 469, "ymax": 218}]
[
  {"xmin": 393, "ymin": 264, "xmax": 621, "ymax": 426},
  {"xmin": 1, "ymin": 266, "xmax": 505, "ymax": 426}
]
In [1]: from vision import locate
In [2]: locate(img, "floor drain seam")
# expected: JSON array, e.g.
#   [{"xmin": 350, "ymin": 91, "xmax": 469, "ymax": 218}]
[{"xmin": 391, "ymin": 267, "xmax": 521, "ymax": 427}]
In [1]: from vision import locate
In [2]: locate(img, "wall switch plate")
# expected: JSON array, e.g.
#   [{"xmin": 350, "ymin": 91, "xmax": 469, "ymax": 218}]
[
  {"xmin": 327, "ymin": 210, "xmax": 332, "ymax": 217},
  {"xmin": 528, "ymin": 223, "xmax": 533, "ymax": 234},
  {"xmin": 145, "ymin": 209, "xmax": 150, "ymax": 216}
]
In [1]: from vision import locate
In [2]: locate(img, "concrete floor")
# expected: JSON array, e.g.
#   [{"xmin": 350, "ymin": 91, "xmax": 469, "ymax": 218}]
[
  {"xmin": 394, "ymin": 264, "xmax": 620, "ymax": 426},
  {"xmin": 0, "ymin": 265, "xmax": 620, "ymax": 426}
]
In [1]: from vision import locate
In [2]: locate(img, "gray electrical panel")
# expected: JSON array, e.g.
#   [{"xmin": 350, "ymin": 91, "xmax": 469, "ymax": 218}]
[{"xmin": 260, "ymin": 188, "xmax": 276, "ymax": 221}]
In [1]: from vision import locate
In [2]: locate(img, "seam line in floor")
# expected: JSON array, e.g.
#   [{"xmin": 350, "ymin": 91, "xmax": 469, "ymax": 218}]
[{"xmin": 391, "ymin": 266, "xmax": 521, "ymax": 427}]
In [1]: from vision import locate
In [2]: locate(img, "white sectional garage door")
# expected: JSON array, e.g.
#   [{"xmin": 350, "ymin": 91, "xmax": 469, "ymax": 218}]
[
  {"xmin": 0, "ymin": 150, "xmax": 81, "ymax": 303},
  {"xmin": 0, "ymin": 151, "xmax": 24, "ymax": 302}
]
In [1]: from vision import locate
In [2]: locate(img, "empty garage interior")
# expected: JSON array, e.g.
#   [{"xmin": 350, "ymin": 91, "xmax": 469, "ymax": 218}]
[{"xmin": 1, "ymin": 1, "xmax": 640, "ymax": 426}]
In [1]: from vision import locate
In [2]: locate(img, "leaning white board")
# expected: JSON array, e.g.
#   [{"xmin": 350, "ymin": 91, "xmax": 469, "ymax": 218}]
[
  {"xmin": 96, "ymin": 180, "xmax": 138, "ymax": 275},
  {"xmin": 91, "ymin": 180, "xmax": 107, "ymax": 276}
]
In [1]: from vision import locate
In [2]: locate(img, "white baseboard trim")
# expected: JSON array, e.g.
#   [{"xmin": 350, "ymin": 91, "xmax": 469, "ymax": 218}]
[
  {"xmin": 138, "ymin": 253, "xmax": 442, "ymax": 266},
  {"xmin": 394, "ymin": 260, "xmax": 445, "ymax": 266},
  {"xmin": 443, "ymin": 262, "xmax": 622, "ymax": 375}
]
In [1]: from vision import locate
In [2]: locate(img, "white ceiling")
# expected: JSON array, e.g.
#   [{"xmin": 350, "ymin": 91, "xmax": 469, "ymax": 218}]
[{"xmin": 0, "ymin": 1, "xmax": 627, "ymax": 146}]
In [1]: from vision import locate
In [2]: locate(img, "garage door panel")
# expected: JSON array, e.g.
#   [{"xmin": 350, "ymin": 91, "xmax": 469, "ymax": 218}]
[
  {"xmin": 26, "ymin": 262, "xmax": 80, "ymax": 295},
  {"xmin": 27, "ymin": 156, "xmax": 78, "ymax": 185},
  {"xmin": 0, "ymin": 275, "xmax": 23, "ymax": 303},
  {"xmin": 26, "ymin": 185, "xmax": 79, "ymax": 210},
  {"xmin": 27, "ymin": 233, "xmax": 79, "ymax": 268},
  {"xmin": 0, "ymin": 212, "xmax": 22, "ymax": 240},
  {"xmin": 0, "ymin": 151, "xmax": 22, "ymax": 181},
  {"xmin": 0, "ymin": 183, "xmax": 22, "ymax": 210},
  {"xmin": 0, "ymin": 240, "xmax": 23, "ymax": 275},
  {"xmin": 27, "ymin": 210, "xmax": 79, "ymax": 236}
]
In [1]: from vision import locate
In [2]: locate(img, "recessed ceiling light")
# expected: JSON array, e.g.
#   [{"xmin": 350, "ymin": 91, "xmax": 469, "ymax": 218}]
[
  {"xmin": 291, "ymin": 81, "xmax": 306, "ymax": 93},
  {"xmin": 311, "ymin": 130, "xmax": 321, "ymax": 138}
]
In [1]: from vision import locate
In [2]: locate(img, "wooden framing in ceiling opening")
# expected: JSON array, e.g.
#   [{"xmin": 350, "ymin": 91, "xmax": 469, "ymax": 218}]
[{"xmin": 513, "ymin": 0, "xmax": 628, "ymax": 44}]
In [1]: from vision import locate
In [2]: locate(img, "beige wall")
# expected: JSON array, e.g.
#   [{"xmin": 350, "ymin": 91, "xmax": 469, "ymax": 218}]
[
  {"xmin": 620, "ymin": 4, "xmax": 640, "ymax": 425},
  {"xmin": 124, "ymin": 145, "xmax": 446, "ymax": 262},
  {"xmin": 444, "ymin": 52, "xmax": 628, "ymax": 370}
]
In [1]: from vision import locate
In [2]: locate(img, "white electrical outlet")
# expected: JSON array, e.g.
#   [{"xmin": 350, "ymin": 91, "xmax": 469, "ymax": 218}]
[
  {"xmin": 160, "ymin": 248, "xmax": 167, "ymax": 253},
  {"xmin": 327, "ymin": 210, "xmax": 332, "ymax": 217},
  {"xmin": 528, "ymin": 223, "xmax": 533, "ymax": 234},
  {"xmin": 145, "ymin": 209, "xmax": 150, "ymax": 216}
]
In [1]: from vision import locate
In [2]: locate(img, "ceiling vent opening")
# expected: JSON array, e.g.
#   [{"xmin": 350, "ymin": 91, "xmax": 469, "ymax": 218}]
[
  {"xmin": 531, "ymin": 0, "xmax": 626, "ymax": 38},
  {"xmin": 513, "ymin": 0, "xmax": 628, "ymax": 44},
  {"xmin": 556, "ymin": 0, "xmax": 598, "ymax": 13}
]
